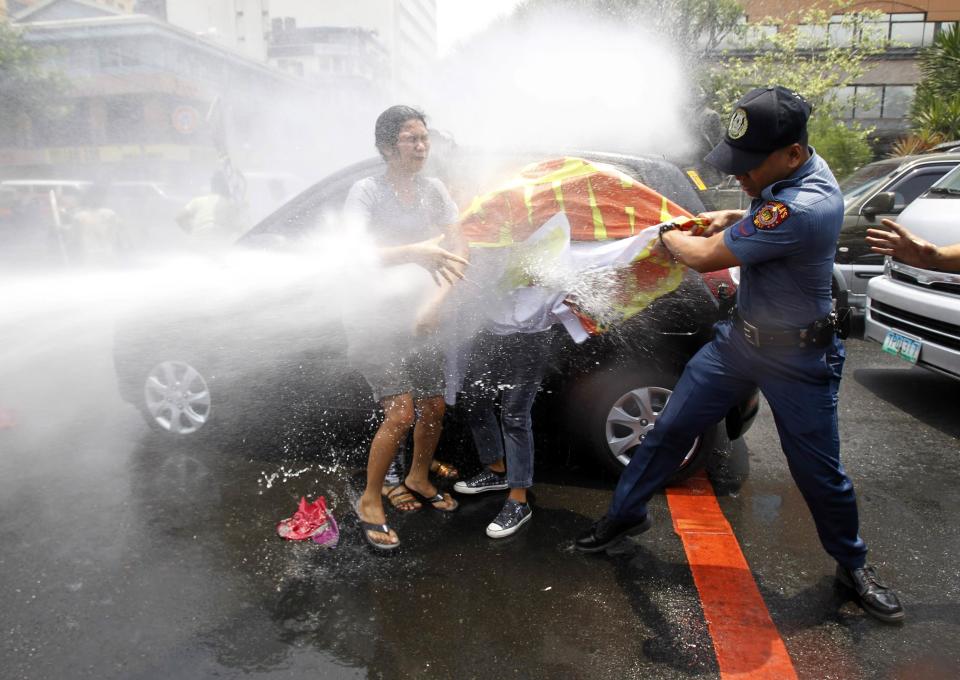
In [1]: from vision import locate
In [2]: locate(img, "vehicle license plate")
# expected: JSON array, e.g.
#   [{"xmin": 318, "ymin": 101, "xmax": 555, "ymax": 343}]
[{"xmin": 881, "ymin": 329, "xmax": 921, "ymax": 364}]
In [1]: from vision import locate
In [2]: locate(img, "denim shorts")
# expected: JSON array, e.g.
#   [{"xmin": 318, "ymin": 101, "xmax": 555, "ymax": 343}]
[{"xmin": 354, "ymin": 343, "xmax": 445, "ymax": 403}]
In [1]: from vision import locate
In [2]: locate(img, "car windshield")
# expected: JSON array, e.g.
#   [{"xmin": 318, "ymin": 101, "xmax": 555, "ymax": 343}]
[
  {"xmin": 929, "ymin": 165, "xmax": 960, "ymax": 193},
  {"xmin": 839, "ymin": 160, "xmax": 901, "ymax": 205}
]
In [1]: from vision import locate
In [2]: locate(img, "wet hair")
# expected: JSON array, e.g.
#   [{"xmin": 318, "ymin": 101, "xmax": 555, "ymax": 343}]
[{"xmin": 374, "ymin": 105, "xmax": 427, "ymax": 159}]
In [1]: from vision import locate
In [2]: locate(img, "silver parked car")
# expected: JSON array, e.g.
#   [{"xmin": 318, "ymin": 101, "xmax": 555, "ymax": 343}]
[
  {"xmin": 865, "ymin": 164, "xmax": 960, "ymax": 380},
  {"xmin": 833, "ymin": 152, "xmax": 960, "ymax": 314}
]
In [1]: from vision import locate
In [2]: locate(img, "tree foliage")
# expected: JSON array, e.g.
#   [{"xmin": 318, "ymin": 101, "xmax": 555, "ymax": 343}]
[
  {"xmin": 703, "ymin": 0, "xmax": 888, "ymax": 177},
  {"xmin": 0, "ymin": 21, "xmax": 64, "ymax": 118},
  {"xmin": 704, "ymin": 1, "xmax": 888, "ymax": 120},
  {"xmin": 910, "ymin": 25, "xmax": 960, "ymax": 140},
  {"xmin": 806, "ymin": 115, "xmax": 872, "ymax": 179},
  {"xmin": 514, "ymin": 0, "xmax": 744, "ymax": 71}
]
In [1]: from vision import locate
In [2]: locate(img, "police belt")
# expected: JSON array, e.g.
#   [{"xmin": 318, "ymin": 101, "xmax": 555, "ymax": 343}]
[{"xmin": 733, "ymin": 310, "xmax": 834, "ymax": 349}]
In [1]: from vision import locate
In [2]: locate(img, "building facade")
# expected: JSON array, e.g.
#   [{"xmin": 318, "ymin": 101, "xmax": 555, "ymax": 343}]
[
  {"xmin": 267, "ymin": 17, "xmax": 389, "ymax": 95},
  {"xmin": 2, "ymin": 9, "xmax": 315, "ymax": 185},
  {"xmin": 137, "ymin": 0, "xmax": 271, "ymax": 62},
  {"xmin": 728, "ymin": 1, "xmax": 960, "ymax": 144},
  {"xmin": 11, "ymin": 1, "xmax": 273, "ymax": 61},
  {"xmin": 268, "ymin": 0, "xmax": 438, "ymax": 100}
]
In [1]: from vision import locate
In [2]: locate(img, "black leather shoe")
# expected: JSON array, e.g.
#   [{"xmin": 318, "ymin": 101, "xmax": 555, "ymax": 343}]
[
  {"xmin": 835, "ymin": 564, "xmax": 905, "ymax": 623},
  {"xmin": 574, "ymin": 514, "xmax": 652, "ymax": 553}
]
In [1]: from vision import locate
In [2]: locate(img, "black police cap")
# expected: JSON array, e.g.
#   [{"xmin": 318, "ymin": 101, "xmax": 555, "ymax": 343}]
[{"xmin": 705, "ymin": 86, "xmax": 812, "ymax": 176}]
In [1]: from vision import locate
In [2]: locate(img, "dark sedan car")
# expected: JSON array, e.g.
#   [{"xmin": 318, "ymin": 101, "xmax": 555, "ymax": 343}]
[{"xmin": 113, "ymin": 149, "xmax": 758, "ymax": 482}]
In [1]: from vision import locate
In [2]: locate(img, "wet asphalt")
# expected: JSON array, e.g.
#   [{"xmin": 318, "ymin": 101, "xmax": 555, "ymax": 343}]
[{"xmin": 1, "ymin": 334, "xmax": 959, "ymax": 680}]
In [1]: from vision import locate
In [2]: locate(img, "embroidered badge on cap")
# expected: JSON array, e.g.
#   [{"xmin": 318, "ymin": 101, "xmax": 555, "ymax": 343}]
[
  {"xmin": 753, "ymin": 201, "xmax": 789, "ymax": 230},
  {"xmin": 728, "ymin": 108, "xmax": 748, "ymax": 140}
]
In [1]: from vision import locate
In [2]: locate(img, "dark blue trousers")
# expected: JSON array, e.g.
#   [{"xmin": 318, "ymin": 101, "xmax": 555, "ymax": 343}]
[{"xmin": 607, "ymin": 321, "xmax": 868, "ymax": 569}]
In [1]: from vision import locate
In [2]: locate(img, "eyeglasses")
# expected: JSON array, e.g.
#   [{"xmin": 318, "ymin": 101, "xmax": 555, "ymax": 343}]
[{"xmin": 397, "ymin": 134, "xmax": 430, "ymax": 146}]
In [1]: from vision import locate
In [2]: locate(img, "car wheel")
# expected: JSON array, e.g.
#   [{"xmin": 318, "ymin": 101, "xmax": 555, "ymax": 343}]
[
  {"xmin": 572, "ymin": 367, "xmax": 718, "ymax": 484},
  {"xmin": 141, "ymin": 359, "xmax": 214, "ymax": 437}
]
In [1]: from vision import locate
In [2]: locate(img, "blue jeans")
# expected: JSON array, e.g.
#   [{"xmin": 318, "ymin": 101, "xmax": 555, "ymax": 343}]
[
  {"xmin": 607, "ymin": 320, "xmax": 867, "ymax": 569},
  {"xmin": 463, "ymin": 330, "xmax": 554, "ymax": 489}
]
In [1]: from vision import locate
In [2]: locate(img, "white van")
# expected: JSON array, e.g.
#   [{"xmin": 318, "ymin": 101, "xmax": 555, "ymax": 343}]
[{"xmin": 864, "ymin": 165, "xmax": 960, "ymax": 380}]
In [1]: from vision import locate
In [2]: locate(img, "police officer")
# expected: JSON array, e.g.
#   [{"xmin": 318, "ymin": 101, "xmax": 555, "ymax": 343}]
[{"xmin": 574, "ymin": 86, "xmax": 904, "ymax": 624}]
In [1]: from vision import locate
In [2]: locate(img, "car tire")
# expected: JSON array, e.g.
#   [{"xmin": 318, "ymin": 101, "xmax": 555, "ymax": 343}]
[
  {"xmin": 570, "ymin": 366, "xmax": 718, "ymax": 485},
  {"xmin": 138, "ymin": 357, "xmax": 218, "ymax": 440}
]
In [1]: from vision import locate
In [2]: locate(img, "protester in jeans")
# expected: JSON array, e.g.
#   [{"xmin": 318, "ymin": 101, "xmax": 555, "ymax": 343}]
[
  {"xmin": 454, "ymin": 325, "xmax": 555, "ymax": 537},
  {"xmin": 344, "ymin": 105, "xmax": 466, "ymax": 550}
]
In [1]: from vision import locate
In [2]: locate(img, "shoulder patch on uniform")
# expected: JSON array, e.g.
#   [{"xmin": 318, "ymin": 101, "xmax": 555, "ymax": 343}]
[{"xmin": 752, "ymin": 201, "xmax": 789, "ymax": 230}]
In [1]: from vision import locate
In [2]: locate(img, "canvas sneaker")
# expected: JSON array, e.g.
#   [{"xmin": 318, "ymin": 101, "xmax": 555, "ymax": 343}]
[
  {"xmin": 485, "ymin": 499, "xmax": 532, "ymax": 538},
  {"xmin": 453, "ymin": 469, "xmax": 509, "ymax": 495}
]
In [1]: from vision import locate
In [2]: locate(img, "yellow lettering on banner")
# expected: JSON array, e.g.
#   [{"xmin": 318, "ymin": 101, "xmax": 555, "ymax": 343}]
[
  {"xmin": 552, "ymin": 179, "xmax": 565, "ymax": 213},
  {"xmin": 659, "ymin": 196, "xmax": 672, "ymax": 223},
  {"xmin": 586, "ymin": 177, "xmax": 607, "ymax": 241},
  {"xmin": 524, "ymin": 183, "xmax": 535, "ymax": 228},
  {"xmin": 625, "ymin": 205, "xmax": 636, "ymax": 235}
]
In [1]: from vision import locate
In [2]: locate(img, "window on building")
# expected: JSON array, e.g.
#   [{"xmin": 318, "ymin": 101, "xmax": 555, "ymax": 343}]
[
  {"xmin": 31, "ymin": 101, "xmax": 91, "ymax": 146},
  {"xmin": 796, "ymin": 23, "xmax": 828, "ymax": 45},
  {"xmin": 860, "ymin": 12, "xmax": 939, "ymax": 47},
  {"xmin": 891, "ymin": 20, "xmax": 925, "ymax": 46},
  {"xmin": 882, "ymin": 85, "xmax": 915, "ymax": 118},
  {"xmin": 891, "ymin": 13, "xmax": 925, "ymax": 22},
  {"xmin": 854, "ymin": 86, "xmax": 883, "ymax": 118},
  {"xmin": 745, "ymin": 23, "xmax": 777, "ymax": 42},
  {"xmin": 105, "ymin": 96, "xmax": 145, "ymax": 144},
  {"xmin": 832, "ymin": 84, "xmax": 916, "ymax": 120},
  {"xmin": 99, "ymin": 44, "xmax": 141, "ymax": 70},
  {"xmin": 833, "ymin": 86, "xmax": 855, "ymax": 118}
]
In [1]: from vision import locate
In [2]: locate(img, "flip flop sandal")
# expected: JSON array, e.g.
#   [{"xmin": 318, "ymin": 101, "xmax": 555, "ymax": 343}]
[
  {"xmin": 383, "ymin": 485, "xmax": 422, "ymax": 513},
  {"xmin": 354, "ymin": 501, "xmax": 400, "ymax": 551},
  {"xmin": 431, "ymin": 460, "xmax": 460, "ymax": 480},
  {"xmin": 407, "ymin": 488, "xmax": 459, "ymax": 513}
]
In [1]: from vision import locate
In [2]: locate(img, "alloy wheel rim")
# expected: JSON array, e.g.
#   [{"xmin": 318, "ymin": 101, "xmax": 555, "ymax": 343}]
[
  {"xmin": 144, "ymin": 360, "xmax": 211, "ymax": 435},
  {"xmin": 605, "ymin": 386, "xmax": 700, "ymax": 468}
]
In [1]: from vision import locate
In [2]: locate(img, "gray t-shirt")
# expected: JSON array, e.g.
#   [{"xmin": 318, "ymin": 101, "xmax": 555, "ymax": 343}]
[
  {"xmin": 342, "ymin": 173, "xmax": 459, "ymax": 359},
  {"xmin": 344, "ymin": 174, "xmax": 458, "ymax": 246}
]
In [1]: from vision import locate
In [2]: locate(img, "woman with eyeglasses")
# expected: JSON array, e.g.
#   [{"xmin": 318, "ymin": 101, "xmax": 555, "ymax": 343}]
[{"xmin": 344, "ymin": 105, "xmax": 466, "ymax": 550}]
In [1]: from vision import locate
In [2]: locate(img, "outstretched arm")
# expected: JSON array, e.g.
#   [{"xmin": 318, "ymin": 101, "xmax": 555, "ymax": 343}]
[
  {"xmin": 379, "ymin": 233, "xmax": 468, "ymax": 285},
  {"xmin": 866, "ymin": 218, "xmax": 960, "ymax": 272}
]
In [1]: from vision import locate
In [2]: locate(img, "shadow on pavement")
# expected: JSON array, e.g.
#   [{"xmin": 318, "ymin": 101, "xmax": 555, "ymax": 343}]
[{"xmin": 852, "ymin": 366, "xmax": 960, "ymax": 438}]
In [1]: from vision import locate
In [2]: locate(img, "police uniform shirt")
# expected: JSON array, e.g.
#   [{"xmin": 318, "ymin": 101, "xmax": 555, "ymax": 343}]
[{"xmin": 723, "ymin": 149, "xmax": 843, "ymax": 331}]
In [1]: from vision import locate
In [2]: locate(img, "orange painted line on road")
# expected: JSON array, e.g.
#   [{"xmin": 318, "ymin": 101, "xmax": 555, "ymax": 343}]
[{"xmin": 666, "ymin": 472, "xmax": 797, "ymax": 680}]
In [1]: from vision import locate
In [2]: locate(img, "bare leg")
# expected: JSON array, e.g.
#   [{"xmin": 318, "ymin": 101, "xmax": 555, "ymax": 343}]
[
  {"xmin": 404, "ymin": 395, "xmax": 456, "ymax": 510},
  {"xmin": 508, "ymin": 488, "xmax": 527, "ymax": 504},
  {"xmin": 359, "ymin": 393, "xmax": 415, "ymax": 545}
]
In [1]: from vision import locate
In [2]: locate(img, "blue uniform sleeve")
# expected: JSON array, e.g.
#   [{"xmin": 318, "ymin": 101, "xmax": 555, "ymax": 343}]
[{"xmin": 723, "ymin": 201, "xmax": 804, "ymax": 266}]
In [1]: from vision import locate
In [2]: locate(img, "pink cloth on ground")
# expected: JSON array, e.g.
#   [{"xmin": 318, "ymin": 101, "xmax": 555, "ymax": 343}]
[{"xmin": 277, "ymin": 496, "xmax": 338, "ymax": 546}]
